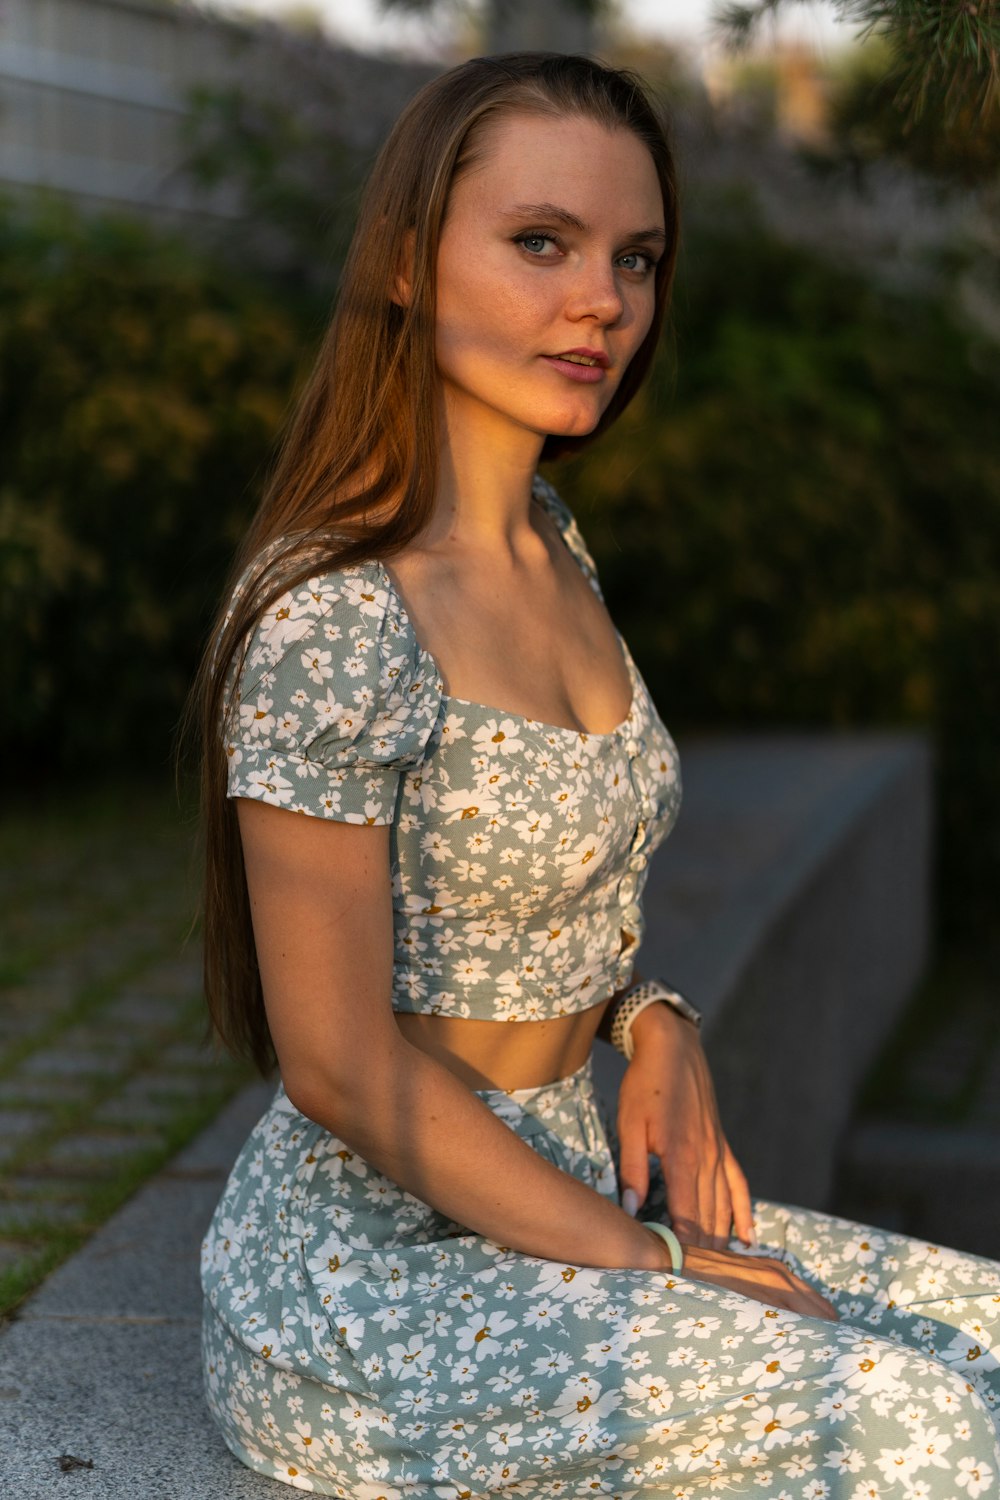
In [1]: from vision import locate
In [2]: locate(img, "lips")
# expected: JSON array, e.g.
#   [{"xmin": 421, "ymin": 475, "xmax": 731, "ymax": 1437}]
[{"xmin": 550, "ymin": 348, "xmax": 610, "ymax": 368}]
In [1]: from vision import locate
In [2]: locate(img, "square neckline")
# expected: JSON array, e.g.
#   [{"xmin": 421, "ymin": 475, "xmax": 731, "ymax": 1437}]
[{"xmin": 375, "ymin": 488, "xmax": 640, "ymax": 745}]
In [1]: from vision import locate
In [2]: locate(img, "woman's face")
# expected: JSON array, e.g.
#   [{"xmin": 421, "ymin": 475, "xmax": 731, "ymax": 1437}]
[{"xmin": 432, "ymin": 110, "xmax": 666, "ymax": 453}]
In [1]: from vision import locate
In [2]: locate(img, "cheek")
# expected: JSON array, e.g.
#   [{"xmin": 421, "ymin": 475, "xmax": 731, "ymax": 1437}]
[{"xmin": 435, "ymin": 258, "xmax": 544, "ymax": 374}]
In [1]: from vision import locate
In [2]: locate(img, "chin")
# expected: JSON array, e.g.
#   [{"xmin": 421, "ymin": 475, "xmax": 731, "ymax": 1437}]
[
  {"xmin": 540, "ymin": 403, "xmax": 606, "ymax": 440},
  {"xmin": 552, "ymin": 415, "xmax": 605, "ymax": 441}
]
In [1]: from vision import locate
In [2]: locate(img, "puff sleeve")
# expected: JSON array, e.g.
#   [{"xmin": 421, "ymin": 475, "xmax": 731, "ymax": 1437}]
[{"xmin": 224, "ymin": 560, "xmax": 443, "ymax": 824}]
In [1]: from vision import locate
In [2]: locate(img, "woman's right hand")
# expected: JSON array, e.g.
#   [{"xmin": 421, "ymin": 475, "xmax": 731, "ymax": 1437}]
[{"xmin": 678, "ymin": 1243, "xmax": 839, "ymax": 1322}]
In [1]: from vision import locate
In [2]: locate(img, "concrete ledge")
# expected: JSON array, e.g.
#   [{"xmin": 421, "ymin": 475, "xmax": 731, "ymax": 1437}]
[
  {"xmin": 836, "ymin": 1121, "xmax": 1000, "ymax": 1259},
  {"xmin": 1, "ymin": 732, "xmax": 932, "ymax": 1497},
  {"xmin": 0, "ymin": 1082, "xmax": 280, "ymax": 1498}
]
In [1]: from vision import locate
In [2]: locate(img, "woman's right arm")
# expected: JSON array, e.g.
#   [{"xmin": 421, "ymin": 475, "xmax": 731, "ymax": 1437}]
[{"xmin": 237, "ymin": 798, "xmax": 836, "ymax": 1320}]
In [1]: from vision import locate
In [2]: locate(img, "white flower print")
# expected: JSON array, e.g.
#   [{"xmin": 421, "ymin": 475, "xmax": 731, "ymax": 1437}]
[
  {"xmin": 471, "ymin": 719, "xmax": 525, "ymax": 757},
  {"xmin": 273, "ymin": 709, "xmax": 303, "ymax": 743},
  {"xmin": 745, "ymin": 1346, "xmax": 808, "ymax": 1390},
  {"xmin": 301, "ymin": 646, "xmax": 334, "ymax": 684},
  {"xmin": 433, "ymin": 786, "xmax": 503, "ymax": 824},
  {"xmin": 674, "ymin": 1314, "xmax": 722, "ymax": 1342},
  {"xmin": 239, "ymin": 691, "xmax": 276, "ymax": 740},
  {"xmin": 841, "ymin": 1233, "xmax": 886, "ymax": 1266},
  {"xmin": 438, "ymin": 712, "xmax": 467, "ymax": 742},
  {"xmin": 814, "ymin": 1388, "xmax": 859, "ymax": 1424},
  {"xmin": 464, "ymin": 917, "xmax": 514, "ymax": 952},
  {"xmin": 454, "ymin": 1311, "xmax": 517, "ymax": 1362},
  {"xmin": 370, "ymin": 1304, "xmax": 408, "ymax": 1335},
  {"xmin": 258, "ymin": 598, "xmax": 318, "ymax": 656},
  {"xmin": 623, "ymin": 1374, "xmax": 674, "ymax": 1414},
  {"xmin": 942, "ymin": 1322, "xmax": 998, "ymax": 1373},
  {"xmin": 454, "ymin": 956, "xmax": 490, "ymax": 987},
  {"xmin": 386, "ymin": 1337, "xmax": 437, "ymax": 1382},
  {"xmin": 741, "ymin": 1401, "xmax": 810, "ymax": 1450},
  {"xmin": 526, "ymin": 923, "xmax": 572, "ymax": 957},
  {"xmin": 523, "ymin": 1300, "xmax": 564, "ymax": 1333},
  {"xmin": 512, "ymin": 809, "xmax": 552, "ymax": 845},
  {"xmin": 485, "ymin": 1420, "xmax": 524, "ymax": 1454},
  {"xmin": 550, "ymin": 1373, "xmax": 623, "ymax": 1432},
  {"xmin": 830, "ymin": 1340, "xmax": 915, "ymax": 1396},
  {"xmin": 339, "ymin": 572, "xmax": 390, "ymax": 621},
  {"xmin": 245, "ymin": 765, "xmax": 294, "ymax": 805},
  {"xmin": 956, "ymin": 1456, "xmax": 995, "ymax": 1497}
]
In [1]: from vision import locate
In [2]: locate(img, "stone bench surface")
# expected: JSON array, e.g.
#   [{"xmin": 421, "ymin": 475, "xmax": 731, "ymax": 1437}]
[{"xmin": 0, "ymin": 731, "xmax": 930, "ymax": 1498}]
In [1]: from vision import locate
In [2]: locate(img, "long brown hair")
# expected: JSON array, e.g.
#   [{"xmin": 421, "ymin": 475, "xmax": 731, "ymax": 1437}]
[{"xmin": 187, "ymin": 51, "xmax": 682, "ymax": 1074}]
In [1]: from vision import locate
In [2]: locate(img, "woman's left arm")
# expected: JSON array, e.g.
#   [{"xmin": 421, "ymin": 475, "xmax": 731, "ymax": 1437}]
[{"xmin": 608, "ymin": 999, "xmax": 756, "ymax": 1250}]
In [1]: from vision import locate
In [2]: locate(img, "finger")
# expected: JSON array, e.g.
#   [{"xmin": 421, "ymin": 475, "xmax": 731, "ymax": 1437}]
[
  {"xmin": 786, "ymin": 1269, "xmax": 839, "ymax": 1323},
  {"xmin": 616, "ymin": 1117, "xmax": 650, "ymax": 1217},
  {"xmin": 790, "ymin": 1286, "xmax": 839, "ymax": 1322},
  {"xmin": 763, "ymin": 1261, "xmax": 839, "ymax": 1323},
  {"xmin": 710, "ymin": 1168, "xmax": 733, "ymax": 1251},
  {"xmin": 723, "ymin": 1148, "xmax": 756, "ymax": 1246},
  {"xmin": 696, "ymin": 1148, "xmax": 730, "ymax": 1249}
]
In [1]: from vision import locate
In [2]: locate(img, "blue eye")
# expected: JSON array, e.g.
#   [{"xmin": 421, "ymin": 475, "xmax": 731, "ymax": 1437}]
[
  {"xmin": 517, "ymin": 233, "xmax": 559, "ymax": 257},
  {"xmin": 618, "ymin": 251, "xmax": 656, "ymax": 275}
]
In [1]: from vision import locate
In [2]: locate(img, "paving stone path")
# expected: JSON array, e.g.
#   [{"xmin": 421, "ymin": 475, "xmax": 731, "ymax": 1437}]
[{"xmin": 0, "ymin": 782, "xmax": 252, "ymax": 1315}]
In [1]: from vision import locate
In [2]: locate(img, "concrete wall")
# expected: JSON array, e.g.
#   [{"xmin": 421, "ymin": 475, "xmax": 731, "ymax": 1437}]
[{"xmin": 0, "ymin": 0, "xmax": 434, "ymax": 231}]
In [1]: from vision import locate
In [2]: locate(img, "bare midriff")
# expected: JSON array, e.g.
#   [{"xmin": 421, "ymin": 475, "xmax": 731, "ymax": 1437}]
[{"xmin": 394, "ymin": 998, "xmax": 615, "ymax": 1092}]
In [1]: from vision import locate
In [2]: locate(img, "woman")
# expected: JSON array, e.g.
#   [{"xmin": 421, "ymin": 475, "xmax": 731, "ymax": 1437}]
[{"xmin": 194, "ymin": 52, "xmax": 1000, "ymax": 1499}]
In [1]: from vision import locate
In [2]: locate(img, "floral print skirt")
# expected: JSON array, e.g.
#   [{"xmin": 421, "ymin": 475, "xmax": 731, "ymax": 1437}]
[{"xmin": 201, "ymin": 1057, "xmax": 1000, "ymax": 1498}]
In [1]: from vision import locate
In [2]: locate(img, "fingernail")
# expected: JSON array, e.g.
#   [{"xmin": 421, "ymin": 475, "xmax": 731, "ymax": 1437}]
[{"xmin": 621, "ymin": 1188, "xmax": 639, "ymax": 1217}]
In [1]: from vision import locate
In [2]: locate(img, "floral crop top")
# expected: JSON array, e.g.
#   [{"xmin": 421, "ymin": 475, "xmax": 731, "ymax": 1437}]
[{"xmin": 224, "ymin": 476, "xmax": 682, "ymax": 1021}]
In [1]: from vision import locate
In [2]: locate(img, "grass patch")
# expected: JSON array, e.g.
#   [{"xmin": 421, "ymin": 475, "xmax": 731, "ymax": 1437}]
[{"xmin": 0, "ymin": 775, "xmax": 257, "ymax": 1318}]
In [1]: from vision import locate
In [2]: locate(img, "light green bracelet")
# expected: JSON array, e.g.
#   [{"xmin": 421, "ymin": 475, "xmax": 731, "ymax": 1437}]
[{"xmin": 644, "ymin": 1221, "xmax": 684, "ymax": 1272}]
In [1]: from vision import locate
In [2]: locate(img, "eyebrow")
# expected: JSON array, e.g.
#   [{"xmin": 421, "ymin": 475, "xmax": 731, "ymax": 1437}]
[{"xmin": 502, "ymin": 201, "xmax": 667, "ymax": 244}]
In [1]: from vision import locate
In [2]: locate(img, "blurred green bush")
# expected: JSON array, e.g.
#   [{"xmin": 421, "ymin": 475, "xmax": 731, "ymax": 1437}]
[
  {"xmin": 3, "ymin": 186, "xmax": 998, "ymax": 932},
  {"xmin": 0, "ymin": 194, "xmax": 309, "ymax": 775}
]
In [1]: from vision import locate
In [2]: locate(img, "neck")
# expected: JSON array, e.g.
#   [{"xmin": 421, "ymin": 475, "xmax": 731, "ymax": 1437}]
[{"xmin": 422, "ymin": 395, "xmax": 546, "ymax": 556}]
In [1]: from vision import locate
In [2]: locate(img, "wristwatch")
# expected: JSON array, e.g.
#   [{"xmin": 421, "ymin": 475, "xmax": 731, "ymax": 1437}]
[{"xmin": 609, "ymin": 977, "xmax": 702, "ymax": 1061}]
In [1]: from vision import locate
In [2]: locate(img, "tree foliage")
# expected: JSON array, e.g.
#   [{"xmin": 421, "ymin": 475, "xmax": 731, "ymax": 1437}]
[
  {"xmin": 823, "ymin": 33, "xmax": 1000, "ymax": 187},
  {"xmin": 711, "ymin": 0, "xmax": 1000, "ymax": 137}
]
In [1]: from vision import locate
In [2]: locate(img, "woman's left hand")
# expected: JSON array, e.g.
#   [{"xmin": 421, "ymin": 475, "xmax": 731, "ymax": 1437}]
[{"xmin": 616, "ymin": 1004, "xmax": 755, "ymax": 1250}]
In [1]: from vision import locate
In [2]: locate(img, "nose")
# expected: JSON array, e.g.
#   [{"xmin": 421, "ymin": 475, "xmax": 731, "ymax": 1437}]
[{"xmin": 564, "ymin": 255, "xmax": 624, "ymax": 325}]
